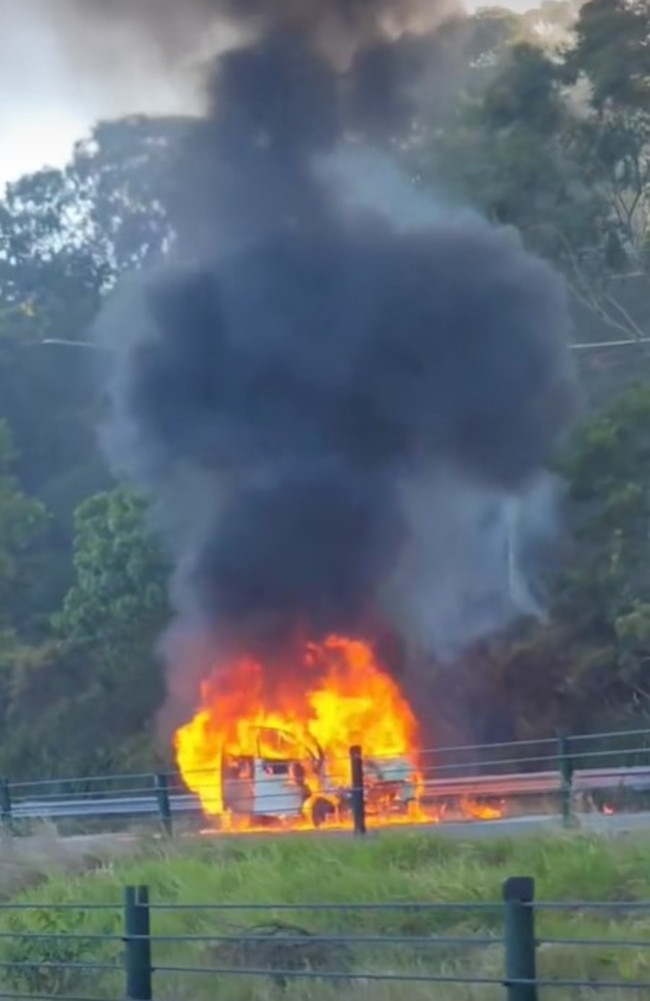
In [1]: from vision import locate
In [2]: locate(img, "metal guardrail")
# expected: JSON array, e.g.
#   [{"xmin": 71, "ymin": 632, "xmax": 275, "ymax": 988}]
[
  {"xmin": 7, "ymin": 764, "xmax": 650, "ymax": 823},
  {"xmin": 4, "ymin": 726, "xmax": 650, "ymax": 835},
  {"xmin": 0, "ymin": 878, "xmax": 649, "ymax": 999}
]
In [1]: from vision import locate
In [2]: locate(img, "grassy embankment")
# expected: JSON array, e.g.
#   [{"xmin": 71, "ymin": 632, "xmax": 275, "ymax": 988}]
[{"xmin": 0, "ymin": 828, "xmax": 650, "ymax": 999}]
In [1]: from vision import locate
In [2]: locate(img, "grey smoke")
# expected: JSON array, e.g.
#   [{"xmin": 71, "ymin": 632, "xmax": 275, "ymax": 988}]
[
  {"xmin": 5, "ymin": 0, "xmax": 465, "ymax": 177},
  {"xmin": 384, "ymin": 469, "xmax": 562, "ymax": 659},
  {"xmin": 94, "ymin": 2, "xmax": 575, "ymax": 691}
]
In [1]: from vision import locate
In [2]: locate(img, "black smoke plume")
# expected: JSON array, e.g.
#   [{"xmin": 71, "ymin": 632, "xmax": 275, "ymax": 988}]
[{"xmin": 94, "ymin": 1, "xmax": 576, "ymax": 710}]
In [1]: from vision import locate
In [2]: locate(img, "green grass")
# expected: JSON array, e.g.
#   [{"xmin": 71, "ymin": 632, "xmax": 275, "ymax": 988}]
[{"xmin": 1, "ymin": 829, "xmax": 650, "ymax": 998}]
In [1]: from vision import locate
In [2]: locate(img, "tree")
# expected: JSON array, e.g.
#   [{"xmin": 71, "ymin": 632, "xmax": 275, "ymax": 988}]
[
  {"xmin": 566, "ymin": 0, "xmax": 650, "ymax": 112},
  {"xmin": 0, "ymin": 420, "xmax": 48, "ymax": 633},
  {"xmin": 494, "ymin": 382, "xmax": 650, "ymax": 734},
  {"xmin": 0, "ymin": 117, "xmax": 187, "ymax": 626},
  {"xmin": 56, "ymin": 488, "xmax": 168, "ymax": 645},
  {"xmin": 0, "ymin": 117, "xmax": 195, "ymax": 777},
  {"xmin": 423, "ymin": 41, "xmax": 605, "ymax": 261},
  {"xmin": 0, "ymin": 488, "xmax": 171, "ymax": 778},
  {"xmin": 0, "ymin": 116, "xmax": 183, "ymax": 309},
  {"xmin": 564, "ymin": 0, "xmax": 650, "ymax": 265},
  {"xmin": 558, "ymin": 384, "xmax": 650, "ymax": 699},
  {"xmin": 0, "ymin": 307, "xmax": 110, "ymax": 626},
  {"xmin": 54, "ymin": 488, "xmax": 170, "ymax": 752},
  {"xmin": 417, "ymin": 3, "xmax": 649, "ymax": 361}
]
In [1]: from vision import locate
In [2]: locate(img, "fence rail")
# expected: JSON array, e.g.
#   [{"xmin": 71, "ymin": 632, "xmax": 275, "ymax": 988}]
[
  {"xmin": 3, "ymin": 725, "xmax": 650, "ymax": 837},
  {"xmin": 0, "ymin": 878, "xmax": 649, "ymax": 999}
]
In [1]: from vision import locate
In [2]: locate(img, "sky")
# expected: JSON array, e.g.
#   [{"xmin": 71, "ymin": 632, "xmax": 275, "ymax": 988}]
[
  {"xmin": 0, "ymin": 0, "xmax": 208, "ymax": 188},
  {"xmin": 0, "ymin": 0, "xmax": 543, "ymax": 189}
]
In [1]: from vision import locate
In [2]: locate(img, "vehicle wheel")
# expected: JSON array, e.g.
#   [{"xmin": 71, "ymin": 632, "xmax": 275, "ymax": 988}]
[{"xmin": 311, "ymin": 797, "xmax": 335, "ymax": 828}]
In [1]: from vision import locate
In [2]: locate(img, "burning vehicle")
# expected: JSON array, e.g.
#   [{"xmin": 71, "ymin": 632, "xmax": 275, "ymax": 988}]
[
  {"xmin": 175, "ymin": 635, "xmax": 423, "ymax": 832},
  {"xmin": 174, "ymin": 635, "xmax": 509, "ymax": 832},
  {"xmin": 220, "ymin": 728, "xmax": 324, "ymax": 825},
  {"xmin": 220, "ymin": 725, "xmax": 417, "ymax": 829}
]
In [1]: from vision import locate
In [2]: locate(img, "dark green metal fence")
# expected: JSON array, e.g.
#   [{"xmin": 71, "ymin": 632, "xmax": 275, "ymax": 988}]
[{"xmin": 0, "ymin": 878, "xmax": 649, "ymax": 999}]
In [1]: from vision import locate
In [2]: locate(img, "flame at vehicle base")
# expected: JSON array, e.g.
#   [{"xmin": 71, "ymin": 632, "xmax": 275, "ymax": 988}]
[{"xmin": 174, "ymin": 634, "xmax": 503, "ymax": 832}]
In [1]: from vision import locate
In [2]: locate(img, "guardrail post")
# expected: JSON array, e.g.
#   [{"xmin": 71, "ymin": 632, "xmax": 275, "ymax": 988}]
[
  {"xmin": 124, "ymin": 885, "xmax": 152, "ymax": 1000},
  {"xmin": 349, "ymin": 745, "xmax": 367, "ymax": 835},
  {"xmin": 0, "ymin": 779, "xmax": 13, "ymax": 834},
  {"xmin": 557, "ymin": 729, "xmax": 574, "ymax": 828},
  {"xmin": 503, "ymin": 876, "xmax": 537, "ymax": 1001},
  {"xmin": 154, "ymin": 774, "xmax": 172, "ymax": 838}
]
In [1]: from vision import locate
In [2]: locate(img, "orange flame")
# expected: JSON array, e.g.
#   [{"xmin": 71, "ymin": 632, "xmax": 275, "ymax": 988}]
[
  {"xmin": 174, "ymin": 633, "xmax": 504, "ymax": 831},
  {"xmin": 461, "ymin": 799, "xmax": 504, "ymax": 821}
]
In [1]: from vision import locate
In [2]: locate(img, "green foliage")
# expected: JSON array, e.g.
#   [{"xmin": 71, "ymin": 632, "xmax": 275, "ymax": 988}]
[
  {"xmin": 0, "ymin": 421, "xmax": 48, "ymax": 632},
  {"xmin": 2, "ymin": 906, "xmax": 116, "ymax": 998},
  {"xmin": 421, "ymin": 0, "xmax": 650, "ymax": 274},
  {"xmin": 0, "ymin": 117, "xmax": 182, "ymax": 628},
  {"xmin": 2, "ymin": 489, "xmax": 170, "ymax": 778},
  {"xmin": 56, "ymin": 488, "xmax": 169, "ymax": 644},
  {"xmin": 0, "ymin": 487, "xmax": 170, "ymax": 779},
  {"xmin": 559, "ymin": 385, "xmax": 650, "ymax": 705},
  {"xmin": 423, "ymin": 42, "xmax": 606, "ymax": 263},
  {"xmin": 0, "ymin": 117, "xmax": 181, "ymax": 304},
  {"xmin": 482, "ymin": 43, "xmax": 563, "ymax": 133},
  {"xmin": 3, "ymin": 833, "xmax": 650, "ymax": 999},
  {"xmin": 561, "ymin": 0, "xmax": 650, "ymax": 262},
  {"xmin": 0, "ymin": 118, "xmax": 183, "ymax": 780},
  {"xmin": 566, "ymin": 0, "xmax": 650, "ymax": 111},
  {"xmin": 496, "ymin": 382, "xmax": 650, "ymax": 733}
]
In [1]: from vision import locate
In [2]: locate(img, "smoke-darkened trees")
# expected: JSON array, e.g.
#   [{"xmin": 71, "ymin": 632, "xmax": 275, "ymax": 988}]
[{"xmin": 0, "ymin": 0, "xmax": 648, "ymax": 778}]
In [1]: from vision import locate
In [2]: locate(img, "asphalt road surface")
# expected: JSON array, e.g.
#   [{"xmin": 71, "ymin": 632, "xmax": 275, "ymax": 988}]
[{"xmin": 48, "ymin": 810, "xmax": 650, "ymax": 860}]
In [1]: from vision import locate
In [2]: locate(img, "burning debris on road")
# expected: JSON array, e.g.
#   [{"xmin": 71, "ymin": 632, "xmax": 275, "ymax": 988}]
[{"xmin": 88, "ymin": 1, "xmax": 576, "ymax": 829}]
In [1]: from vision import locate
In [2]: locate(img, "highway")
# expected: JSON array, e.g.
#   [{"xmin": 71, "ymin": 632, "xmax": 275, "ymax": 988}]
[{"xmin": 10, "ymin": 764, "xmax": 650, "ymax": 823}]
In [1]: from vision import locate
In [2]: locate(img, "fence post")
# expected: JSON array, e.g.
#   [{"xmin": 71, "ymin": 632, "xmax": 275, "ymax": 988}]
[
  {"xmin": 154, "ymin": 774, "xmax": 172, "ymax": 838},
  {"xmin": 557, "ymin": 729, "xmax": 574, "ymax": 828},
  {"xmin": 0, "ymin": 779, "xmax": 12, "ymax": 834},
  {"xmin": 124, "ymin": 885, "xmax": 152, "ymax": 1001},
  {"xmin": 503, "ymin": 876, "xmax": 537, "ymax": 1001},
  {"xmin": 349, "ymin": 745, "xmax": 367, "ymax": 835}
]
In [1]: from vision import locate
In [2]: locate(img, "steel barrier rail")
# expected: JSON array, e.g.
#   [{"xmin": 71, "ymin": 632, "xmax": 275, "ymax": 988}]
[{"xmin": 10, "ymin": 763, "xmax": 650, "ymax": 821}]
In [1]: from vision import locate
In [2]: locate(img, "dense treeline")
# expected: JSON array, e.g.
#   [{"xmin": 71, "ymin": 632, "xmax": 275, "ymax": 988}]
[{"xmin": 0, "ymin": 0, "xmax": 648, "ymax": 777}]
